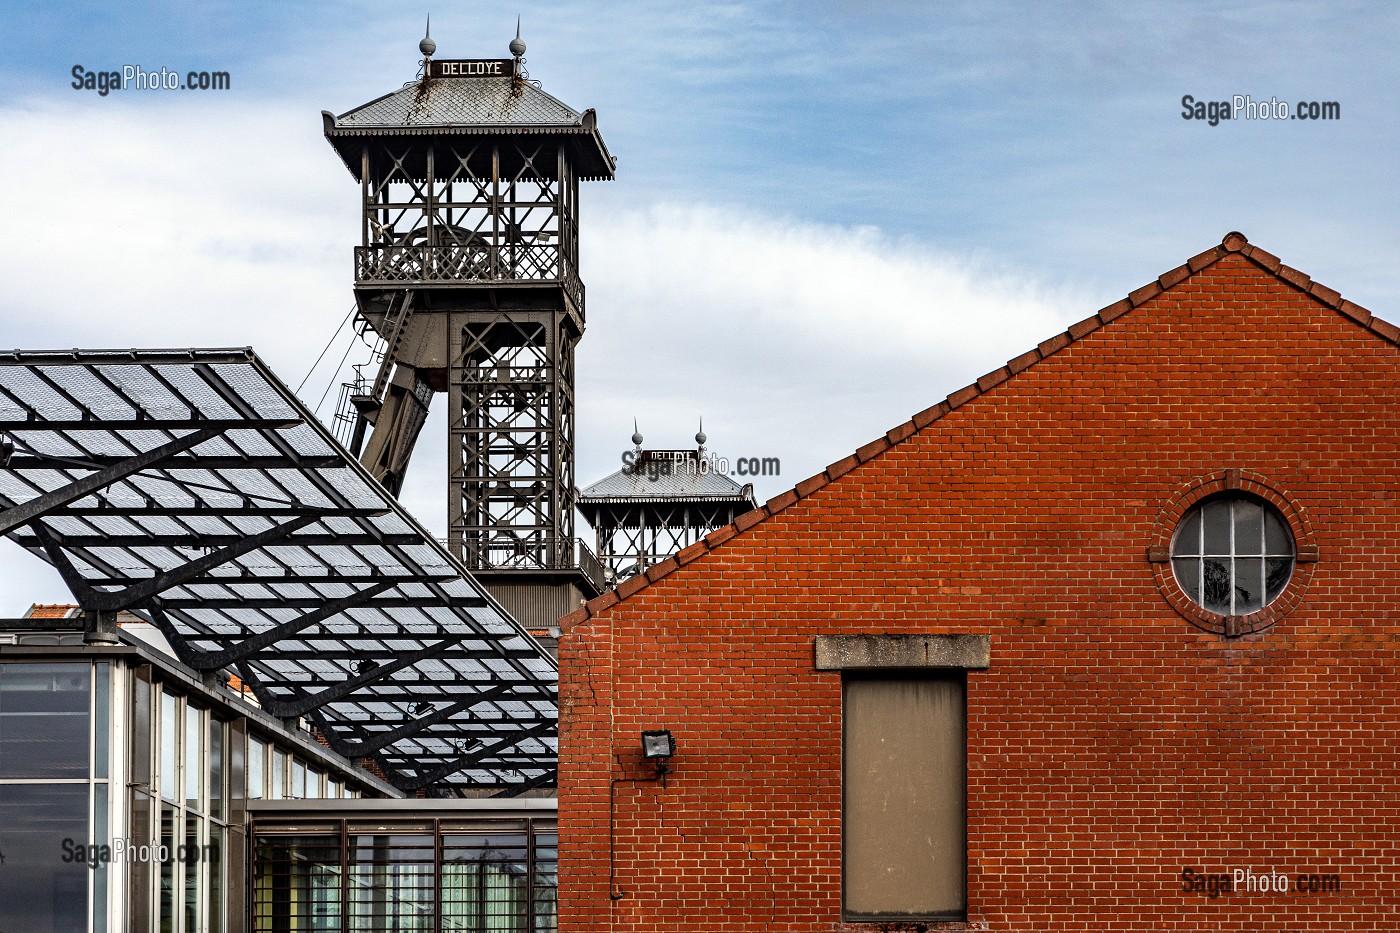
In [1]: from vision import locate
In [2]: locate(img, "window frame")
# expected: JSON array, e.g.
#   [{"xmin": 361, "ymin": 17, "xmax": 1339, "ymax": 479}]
[
  {"xmin": 841, "ymin": 671, "xmax": 968, "ymax": 923},
  {"xmin": 815, "ymin": 634, "xmax": 988, "ymax": 925},
  {"xmin": 0, "ymin": 660, "xmax": 108, "ymax": 933},
  {"xmin": 1146, "ymin": 470, "xmax": 1319, "ymax": 636},
  {"xmin": 1169, "ymin": 493, "xmax": 1295, "ymax": 617}
]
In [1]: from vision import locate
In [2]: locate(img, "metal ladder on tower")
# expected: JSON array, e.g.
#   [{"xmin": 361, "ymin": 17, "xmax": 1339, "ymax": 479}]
[{"xmin": 345, "ymin": 289, "xmax": 416, "ymax": 456}]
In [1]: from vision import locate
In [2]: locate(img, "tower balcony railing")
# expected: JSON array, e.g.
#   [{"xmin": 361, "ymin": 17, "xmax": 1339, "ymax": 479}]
[
  {"xmin": 450, "ymin": 533, "xmax": 607, "ymax": 593},
  {"xmin": 355, "ymin": 244, "xmax": 584, "ymax": 307}
]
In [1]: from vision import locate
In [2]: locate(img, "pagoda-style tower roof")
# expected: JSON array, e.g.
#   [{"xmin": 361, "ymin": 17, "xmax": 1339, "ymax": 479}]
[
  {"xmin": 322, "ymin": 65, "xmax": 616, "ymax": 181},
  {"xmin": 335, "ymin": 75, "xmax": 583, "ymax": 128},
  {"xmin": 577, "ymin": 435, "xmax": 759, "ymax": 585},
  {"xmin": 578, "ymin": 451, "xmax": 756, "ymax": 506}
]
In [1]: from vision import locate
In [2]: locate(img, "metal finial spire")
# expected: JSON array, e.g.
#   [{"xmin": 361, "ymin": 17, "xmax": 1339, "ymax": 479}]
[
  {"xmin": 631, "ymin": 418, "xmax": 643, "ymax": 448},
  {"xmin": 695, "ymin": 417, "xmax": 707, "ymax": 447},
  {"xmin": 509, "ymin": 17, "xmax": 526, "ymax": 57},
  {"xmin": 420, "ymin": 15, "xmax": 436, "ymax": 57}
]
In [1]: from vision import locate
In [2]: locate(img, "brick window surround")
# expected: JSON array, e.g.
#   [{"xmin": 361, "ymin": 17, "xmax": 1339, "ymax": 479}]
[{"xmin": 1147, "ymin": 470, "xmax": 1318, "ymax": 637}]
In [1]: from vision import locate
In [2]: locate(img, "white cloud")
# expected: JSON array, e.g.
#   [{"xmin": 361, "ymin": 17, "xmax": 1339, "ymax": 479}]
[
  {"xmin": 0, "ymin": 97, "xmax": 358, "ymax": 613},
  {"xmin": 0, "ymin": 98, "xmax": 353, "ymax": 369},
  {"xmin": 575, "ymin": 203, "xmax": 1092, "ymax": 494},
  {"xmin": 0, "ymin": 100, "xmax": 1093, "ymax": 614}
]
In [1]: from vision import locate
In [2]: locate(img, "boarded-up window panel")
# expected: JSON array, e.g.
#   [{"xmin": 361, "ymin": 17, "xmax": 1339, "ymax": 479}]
[{"xmin": 843, "ymin": 675, "xmax": 966, "ymax": 920}]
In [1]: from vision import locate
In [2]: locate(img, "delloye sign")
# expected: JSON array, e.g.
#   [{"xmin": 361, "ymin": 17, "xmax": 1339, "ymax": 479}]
[{"xmin": 428, "ymin": 59, "xmax": 514, "ymax": 79}]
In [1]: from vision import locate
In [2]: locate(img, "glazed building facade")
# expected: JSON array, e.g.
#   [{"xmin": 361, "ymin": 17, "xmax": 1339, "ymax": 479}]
[
  {"xmin": 0, "ymin": 613, "xmax": 385, "ymax": 933},
  {"xmin": 1, "ymin": 614, "xmax": 563, "ymax": 933}
]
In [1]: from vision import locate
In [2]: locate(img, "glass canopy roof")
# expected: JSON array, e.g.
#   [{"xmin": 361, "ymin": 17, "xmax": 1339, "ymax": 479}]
[{"xmin": 0, "ymin": 349, "xmax": 556, "ymax": 794}]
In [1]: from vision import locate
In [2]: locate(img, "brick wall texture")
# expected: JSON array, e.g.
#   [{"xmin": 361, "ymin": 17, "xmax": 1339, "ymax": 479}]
[{"xmin": 557, "ymin": 236, "xmax": 1400, "ymax": 931}]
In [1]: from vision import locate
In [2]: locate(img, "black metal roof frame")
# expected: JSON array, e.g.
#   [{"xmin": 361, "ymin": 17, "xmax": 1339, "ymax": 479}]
[{"xmin": 0, "ymin": 348, "xmax": 556, "ymax": 794}]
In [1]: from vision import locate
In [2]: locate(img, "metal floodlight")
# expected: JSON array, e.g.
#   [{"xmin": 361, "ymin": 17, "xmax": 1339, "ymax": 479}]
[{"xmin": 641, "ymin": 729, "xmax": 675, "ymax": 761}]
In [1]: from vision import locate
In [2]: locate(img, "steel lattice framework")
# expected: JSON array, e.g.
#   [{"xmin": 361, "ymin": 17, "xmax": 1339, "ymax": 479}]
[
  {"xmin": 450, "ymin": 309, "xmax": 576, "ymax": 573},
  {"xmin": 347, "ymin": 137, "xmax": 585, "ymax": 578},
  {"xmin": 577, "ymin": 450, "xmax": 757, "ymax": 582},
  {"xmin": 351, "ymin": 138, "xmax": 582, "ymax": 306},
  {"xmin": 323, "ymin": 71, "xmax": 613, "ymax": 611},
  {"xmin": 0, "ymin": 348, "xmax": 557, "ymax": 794},
  {"xmin": 586, "ymin": 498, "xmax": 755, "ymax": 582}
]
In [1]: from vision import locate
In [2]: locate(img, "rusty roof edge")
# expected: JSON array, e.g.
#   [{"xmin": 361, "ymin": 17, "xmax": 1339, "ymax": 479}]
[
  {"xmin": 330, "ymin": 76, "xmax": 585, "ymax": 127},
  {"xmin": 576, "ymin": 494, "xmax": 756, "ymax": 505},
  {"xmin": 325, "ymin": 122, "xmax": 592, "ymax": 135},
  {"xmin": 557, "ymin": 232, "xmax": 1396, "ymax": 635},
  {"xmin": 322, "ymin": 113, "xmax": 615, "ymax": 181}
]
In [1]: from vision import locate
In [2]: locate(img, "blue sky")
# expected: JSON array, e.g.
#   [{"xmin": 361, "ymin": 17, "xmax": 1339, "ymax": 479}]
[
  {"xmin": 5, "ymin": 2, "xmax": 1395, "ymax": 280},
  {"xmin": 0, "ymin": 1, "xmax": 1397, "ymax": 610}
]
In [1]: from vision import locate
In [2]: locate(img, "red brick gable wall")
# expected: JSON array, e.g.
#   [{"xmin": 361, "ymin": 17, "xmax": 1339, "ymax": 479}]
[{"xmin": 559, "ymin": 248, "xmax": 1400, "ymax": 932}]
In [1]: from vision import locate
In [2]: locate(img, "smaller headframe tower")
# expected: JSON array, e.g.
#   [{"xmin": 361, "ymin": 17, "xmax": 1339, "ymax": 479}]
[
  {"xmin": 323, "ymin": 23, "xmax": 615, "ymax": 627},
  {"xmin": 577, "ymin": 425, "xmax": 757, "ymax": 584}
]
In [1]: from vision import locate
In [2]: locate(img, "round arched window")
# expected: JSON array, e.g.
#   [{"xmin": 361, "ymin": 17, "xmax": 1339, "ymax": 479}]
[{"xmin": 1171, "ymin": 495, "xmax": 1295, "ymax": 617}]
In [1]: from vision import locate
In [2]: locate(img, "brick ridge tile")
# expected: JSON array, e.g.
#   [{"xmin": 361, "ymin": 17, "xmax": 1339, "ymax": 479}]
[{"xmin": 557, "ymin": 231, "xmax": 1400, "ymax": 634}]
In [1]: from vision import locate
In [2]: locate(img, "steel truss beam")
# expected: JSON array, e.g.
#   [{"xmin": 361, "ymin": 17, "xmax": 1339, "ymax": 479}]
[
  {"xmin": 491, "ymin": 768, "xmax": 558, "ymax": 796},
  {"xmin": 323, "ymin": 682, "xmax": 538, "ymax": 756},
  {"xmin": 34, "ymin": 513, "xmax": 321, "ymax": 613},
  {"xmin": 244, "ymin": 646, "xmax": 540, "ymax": 662},
  {"xmin": 170, "ymin": 582, "xmax": 397, "ymax": 669},
  {"xmin": 155, "ymin": 593, "xmax": 490, "ymax": 610},
  {"xmin": 7, "ymin": 532, "xmax": 423, "ymax": 548},
  {"xmin": 0, "ymin": 418, "xmax": 294, "ymax": 431},
  {"xmin": 258, "ymin": 676, "xmax": 543, "ymax": 694},
  {"xmin": 47, "ymin": 505, "xmax": 386, "ymax": 517},
  {"xmin": 0, "ymin": 426, "xmax": 228, "ymax": 535},
  {"xmin": 190, "ymin": 627, "xmax": 515, "ymax": 645},
  {"xmin": 3, "ymin": 455, "xmax": 340, "ymax": 471},
  {"xmin": 388, "ymin": 721, "xmax": 557, "ymax": 790},
  {"xmin": 255, "ymin": 638, "xmax": 467, "ymax": 718},
  {"xmin": 81, "ymin": 572, "xmax": 457, "ymax": 587},
  {"xmin": 319, "ymin": 719, "xmax": 556, "ymax": 749}
]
